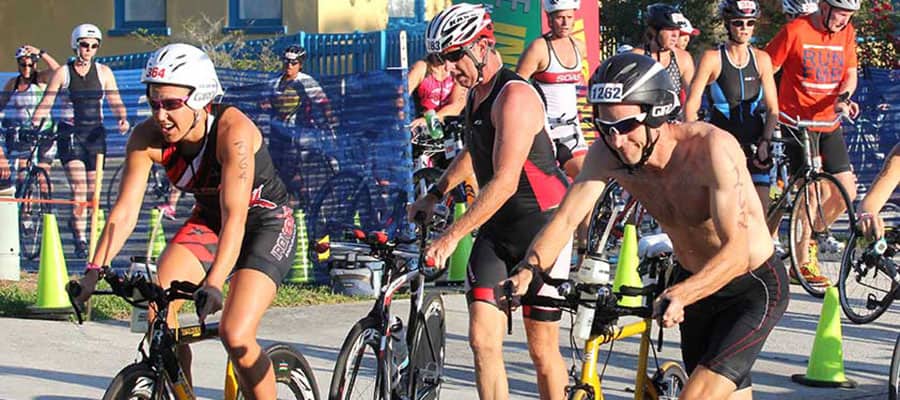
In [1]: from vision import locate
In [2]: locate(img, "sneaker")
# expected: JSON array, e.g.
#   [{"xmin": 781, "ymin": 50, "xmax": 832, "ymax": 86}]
[
  {"xmin": 156, "ymin": 203, "xmax": 176, "ymax": 220},
  {"xmin": 789, "ymin": 264, "xmax": 832, "ymax": 287},
  {"xmin": 74, "ymin": 240, "xmax": 88, "ymax": 259},
  {"xmin": 817, "ymin": 234, "xmax": 845, "ymax": 260}
]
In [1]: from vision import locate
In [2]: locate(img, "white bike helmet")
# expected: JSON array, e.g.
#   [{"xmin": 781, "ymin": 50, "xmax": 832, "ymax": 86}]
[
  {"xmin": 15, "ymin": 47, "xmax": 33, "ymax": 60},
  {"xmin": 71, "ymin": 23, "xmax": 103, "ymax": 49},
  {"xmin": 141, "ymin": 43, "xmax": 223, "ymax": 110},
  {"xmin": 425, "ymin": 3, "xmax": 494, "ymax": 54},
  {"xmin": 782, "ymin": 0, "xmax": 818, "ymax": 16},
  {"xmin": 544, "ymin": 0, "xmax": 581, "ymax": 13},
  {"xmin": 824, "ymin": 0, "xmax": 860, "ymax": 11}
]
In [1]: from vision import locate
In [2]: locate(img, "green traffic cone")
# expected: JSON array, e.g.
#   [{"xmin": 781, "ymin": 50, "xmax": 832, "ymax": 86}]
[
  {"xmin": 29, "ymin": 214, "xmax": 72, "ymax": 318},
  {"xmin": 612, "ymin": 224, "xmax": 642, "ymax": 307},
  {"xmin": 791, "ymin": 287, "xmax": 857, "ymax": 388},
  {"xmin": 448, "ymin": 203, "xmax": 472, "ymax": 283},
  {"xmin": 286, "ymin": 209, "xmax": 311, "ymax": 284},
  {"xmin": 149, "ymin": 208, "xmax": 166, "ymax": 260}
]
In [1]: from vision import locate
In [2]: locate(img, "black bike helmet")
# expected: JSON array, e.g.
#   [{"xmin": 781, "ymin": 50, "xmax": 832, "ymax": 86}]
[
  {"xmin": 645, "ymin": 3, "xmax": 682, "ymax": 31},
  {"xmin": 720, "ymin": 0, "xmax": 761, "ymax": 20},
  {"xmin": 283, "ymin": 44, "xmax": 307, "ymax": 61},
  {"xmin": 589, "ymin": 53, "xmax": 679, "ymax": 128},
  {"xmin": 589, "ymin": 53, "xmax": 678, "ymax": 171}
]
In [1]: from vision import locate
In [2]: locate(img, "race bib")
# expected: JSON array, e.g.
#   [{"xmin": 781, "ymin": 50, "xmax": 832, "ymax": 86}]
[
  {"xmin": 736, "ymin": 0, "xmax": 757, "ymax": 11},
  {"xmin": 590, "ymin": 83, "xmax": 624, "ymax": 103}
]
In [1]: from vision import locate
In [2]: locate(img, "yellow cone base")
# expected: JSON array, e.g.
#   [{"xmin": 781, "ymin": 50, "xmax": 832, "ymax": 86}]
[
  {"xmin": 31, "ymin": 214, "xmax": 71, "ymax": 318},
  {"xmin": 791, "ymin": 374, "xmax": 857, "ymax": 388}
]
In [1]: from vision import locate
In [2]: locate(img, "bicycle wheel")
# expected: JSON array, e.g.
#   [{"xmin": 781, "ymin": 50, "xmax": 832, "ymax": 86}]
[
  {"xmin": 406, "ymin": 292, "xmax": 445, "ymax": 400},
  {"xmin": 838, "ymin": 228, "xmax": 898, "ymax": 324},
  {"xmin": 890, "ymin": 334, "xmax": 900, "ymax": 400},
  {"xmin": 645, "ymin": 361, "xmax": 687, "ymax": 400},
  {"xmin": 237, "ymin": 343, "xmax": 321, "ymax": 400},
  {"xmin": 102, "ymin": 362, "xmax": 172, "ymax": 400},
  {"xmin": 329, "ymin": 317, "xmax": 387, "ymax": 400},
  {"xmin": 788, "ymin": 173, "xmax": 855, "ymax": 297},
  {"xmin": 106, "ymin": 163, "xmax": 125, "ymax": 211},
  {"xmin": 586, "ymin": 181, "xmax": 624, "ymax": 257},
  {"xmin": 18, "ymin": 167, "xmax": 51, "ymax": 261},
  {"xmin": 308, "ymin": 172, "xmax": 369, "ymax": 243}
]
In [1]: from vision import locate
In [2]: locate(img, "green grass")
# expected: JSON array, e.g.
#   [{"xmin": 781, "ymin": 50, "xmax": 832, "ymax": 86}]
[{"xmin": 0, "ymin": 273, "xmax": 364, "ymax": 321}]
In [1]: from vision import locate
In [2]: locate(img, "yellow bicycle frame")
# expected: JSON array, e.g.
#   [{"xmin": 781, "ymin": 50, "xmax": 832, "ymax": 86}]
[
  {"xmin": 154, "ymin": 323, "xmax": 241, "ymax": 400},
  {"xmin": 575, "ymin": 318, "xmax": 659, "ymax": 400}
]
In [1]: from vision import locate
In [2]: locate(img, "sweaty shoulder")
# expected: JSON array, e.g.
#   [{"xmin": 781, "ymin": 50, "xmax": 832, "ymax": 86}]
[{"xmin": 217, "ymin": 106, "xmax": 262, "ymax": 152}]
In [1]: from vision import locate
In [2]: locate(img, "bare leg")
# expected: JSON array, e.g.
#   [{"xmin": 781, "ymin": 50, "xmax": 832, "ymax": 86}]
[
  {"xmin": 219, "ymin": 268, "xmax": 278, "ymax": 400},
  {"xmin": 469, "ymin": 302, "xmax": 509, "ymax": 400},
  {"xmin": 523, "ymin": 318, "xmax": 567, "ymax": 400},
  {"xmin": 680, "ymin": 366, "xmax": 742, "ymax": 400}
]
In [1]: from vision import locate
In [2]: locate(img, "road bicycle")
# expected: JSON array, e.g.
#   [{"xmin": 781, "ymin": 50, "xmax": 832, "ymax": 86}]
[
  {"xmin": 1, "ymin": 120, "xmax": 55, "ymax": 260},
  {"xmin": 765, "ymin": 114, "xmax": 857, "ymax": 297},
  {"xmin": 324, "ymin": 219, "xmax": 446, "ymax": 400},
  {"xmin": 501, "ymin": 249, "xmax": 687, "ymax": 400},
  {"xmin": 65, "ymin": 267, "xmax": 320, "ymax": 400},
  {"xmin": 838, "ymin": 221, "xmax": 898, "ymax": 324}
]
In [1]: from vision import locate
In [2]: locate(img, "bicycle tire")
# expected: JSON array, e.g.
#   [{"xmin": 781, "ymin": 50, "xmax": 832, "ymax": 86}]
[
  {"xmin": 838, "ymin": 228, "xmax": 897, "ymax": 324},
  {"xmin": 788, "ymin": 173, "xmax": 855, "ymax": 297},
  {"xmin": 102, "ymin": 362, "xmax": 171, "ymax": 400},
  {"xmin": 18, "ymin": 167, "xmax": 51, "ymax": 261},
  {"xmin": 890, "ymin": 334, "xmax": 900, "ymax": 400},
  {"xmin": 406, "ymin": 292, "xmax": 446, "ymax": 400},
  {"xmin": 237, "ymin": 343, "xmax": 321, "ymax": 400},
  {"xmin": 329, "ymin": 317, "xmax": 387, "ymax": 400},
  {"xmin": 645, "ymin": 361, "xmax": 687, "ymax": 400}
]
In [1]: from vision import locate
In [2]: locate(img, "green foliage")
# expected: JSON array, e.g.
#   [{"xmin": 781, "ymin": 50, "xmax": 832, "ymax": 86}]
[{"xmin": 131, "ymin": 14, "xmax": 284, "ymax": 72}]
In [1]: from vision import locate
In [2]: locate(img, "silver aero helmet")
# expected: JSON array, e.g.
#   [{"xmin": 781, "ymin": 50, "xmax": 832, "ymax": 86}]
[
  {"xmin": 71, "ymin": 23, "xmax": 103, "ymax": 49},
  {"xmin": 141, "ymin": 43, "xmax": 224, "ymax": 110},
  {"xmin": 544, "ymin": 0, "xmax": 581, "ymax": 13},
  {"xmin": 824, "ymin": 0, "xmax": 860, "ymax": 11},
  {"xmin": 589, "ymin": 53, "xmax": 679, "ymax": 129}
]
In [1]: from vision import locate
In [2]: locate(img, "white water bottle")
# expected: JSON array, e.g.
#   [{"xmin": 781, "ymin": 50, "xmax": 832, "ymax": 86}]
[
  {"xmin": 573, "ymin": 296, "xmax": 597, "ymax": 341},
  {"xmin": 578, "ymin": 255, "xmax": 612, "ymax": 284}
]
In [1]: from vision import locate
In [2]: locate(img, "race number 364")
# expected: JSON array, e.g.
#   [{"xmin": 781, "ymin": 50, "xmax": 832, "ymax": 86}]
[{"xmin": 147, "ymin": 67, "xmax": 166, "ymax": 78}]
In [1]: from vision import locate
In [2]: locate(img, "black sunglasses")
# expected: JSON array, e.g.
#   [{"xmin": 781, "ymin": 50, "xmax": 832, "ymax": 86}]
[
  {"xmin": 729, "ymin": 20, "xmax": 757, "ymax": 28},
  {"xmin": 442, "ymin": 48, "xmax": 467, "ymax": 62},
  {"xmin": 592, "ymin": 113, "xmax": 646, "ymax": 137},
  {"xmin": 18, "ymin": 62, "xmax": 34, "ymax": 68},
  {"xmin": 79, "ymin": 42, "xmax": 100, "ymax": 49},
  {"xmin": 149, "ymin": 96, "xmax": 189, "ymax": 111},
  {"xmin": 283, "ymin": 59, "xmax": 301, "ymax": 65}
]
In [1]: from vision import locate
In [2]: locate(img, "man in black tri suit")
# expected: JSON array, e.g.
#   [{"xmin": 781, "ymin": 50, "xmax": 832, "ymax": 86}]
[{"xmin": 408, "ymin": 4, "xmax": 572, "ymax": 400}]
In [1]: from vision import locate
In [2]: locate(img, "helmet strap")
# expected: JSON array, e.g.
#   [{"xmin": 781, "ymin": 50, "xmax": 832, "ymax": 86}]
[{"xmin": 464, "ymin": 39, "xmax": 493, "ymax": 84}]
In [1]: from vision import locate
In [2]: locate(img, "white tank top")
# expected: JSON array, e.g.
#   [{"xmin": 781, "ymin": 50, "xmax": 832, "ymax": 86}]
[
  {"xmin": 8, "ymin": 80, "xmax": 50, "ymax": 130},
  {"xmin": 533, "ymin": 35, "xmax": 582, "ymax": 133}
]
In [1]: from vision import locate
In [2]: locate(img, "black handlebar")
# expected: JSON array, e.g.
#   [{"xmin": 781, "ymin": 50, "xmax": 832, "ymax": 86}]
[{"xmin": 65, "ymin": 268, "xmax": 201, "ymax": 325}]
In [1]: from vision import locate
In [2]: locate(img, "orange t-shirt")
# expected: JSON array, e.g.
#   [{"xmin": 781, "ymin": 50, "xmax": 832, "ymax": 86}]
[{"xmin": 765, "ymin": 15, "xmax": 857, "ymax": 132}]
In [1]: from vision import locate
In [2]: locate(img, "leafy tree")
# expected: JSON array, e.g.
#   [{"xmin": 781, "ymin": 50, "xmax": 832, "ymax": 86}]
[{"xmin": 131, "ymin": 15, "xmax": 283, "ymax": 72}]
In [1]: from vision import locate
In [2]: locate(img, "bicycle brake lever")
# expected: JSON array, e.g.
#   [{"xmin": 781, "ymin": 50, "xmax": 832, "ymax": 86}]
[{"xmin": 504, "ymin": 281, "xmax": 514, "ymax": 335}]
